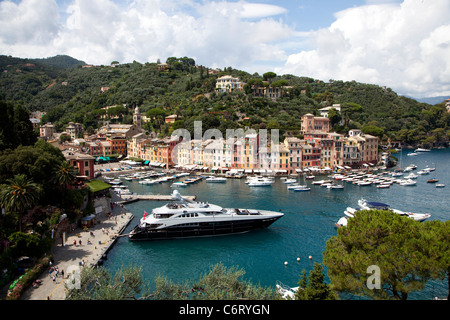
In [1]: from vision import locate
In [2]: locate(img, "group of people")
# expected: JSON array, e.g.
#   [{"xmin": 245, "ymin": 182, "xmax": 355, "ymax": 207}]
[{"xmin": 47, "ymin": 262, "xmax": 64, "ymax": 284}]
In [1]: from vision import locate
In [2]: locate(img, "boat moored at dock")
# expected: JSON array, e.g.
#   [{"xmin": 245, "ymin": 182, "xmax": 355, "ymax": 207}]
[{"xmin": 128, "ymin": 190, "xmax": 284, "ymax": 240}]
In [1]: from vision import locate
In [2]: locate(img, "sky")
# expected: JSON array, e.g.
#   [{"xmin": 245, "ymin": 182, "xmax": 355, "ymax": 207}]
[{"xmin": 1, "ymin": 0, "xmax": 449, "ymax": 98}]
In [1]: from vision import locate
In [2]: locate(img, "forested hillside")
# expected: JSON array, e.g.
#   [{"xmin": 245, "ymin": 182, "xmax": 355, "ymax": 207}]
[{"xmin": 1, "ymin": 55, "xmax": 449, "ymax": 147}]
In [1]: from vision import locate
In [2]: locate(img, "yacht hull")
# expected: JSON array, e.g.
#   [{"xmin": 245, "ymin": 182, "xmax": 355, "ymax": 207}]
[{"xmin": 129, "ymin": 215, "xmax": 282, "ymax": 241}]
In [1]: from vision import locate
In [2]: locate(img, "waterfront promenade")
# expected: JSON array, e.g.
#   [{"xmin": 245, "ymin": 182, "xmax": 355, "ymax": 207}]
[{"xmin": 19, "ymin": 193, "xmax": 134, "ymax": 300}]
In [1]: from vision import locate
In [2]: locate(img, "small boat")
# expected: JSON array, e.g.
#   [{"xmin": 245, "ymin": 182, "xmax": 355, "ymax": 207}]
[
  {"xmin": 312, "ymin": 180, "xmax": 331, "ymax": 185},
  {"xmin": 171, "ymin": 182, "xmax": 187, "ymax": 188},
  {"xmin": 248, "ymin": 180, "xmax": 273, "ymax": 187},
  {"xmin": 405, "ymin": 173, "xmax": 418, "ymax": 179},
  {"xmin": 305, "ymin": 175, "xmax": 315, "ymax": 179},
  {"xmin": 287, "ymin": 184, "xmax": 302, "ymax": 189},
  {"xmin": 415, "ymin": 148, "xmax": 430, "ymax": 152},
  {"xmin": 436, "ymin": 184, "xmax": 445, "ymax": 188},
  {"xmin": 283, "ymin": 179, "xmax": 297, "ymax": 184},
  {"xmin": 400, "ymin": 179, "xmax": 416, "ymax": 186},
  {"xmin": 328, "ymin": 184, "xmax": 344, "ymax": 189},
  {"xmin": 293, "ymin": 186, "xmax": 311, "ymax": 192},
  {"xmin": 335, "ymin": 216, "xmax": 349, "ymax": 228},
  {"xmin": 205, "ymin": 177, "xmax": 227, "ymax": 183},
  {"xmin": 427, "ymin": 178, "xmax": 439, "ymax": 183},
  {"xmin": 407, "ymin": 152, "xmax": 418, "ymax": 156},
  {"xmin": 376, "ymin": 184, "xmax": 390, "ymax": 189}
]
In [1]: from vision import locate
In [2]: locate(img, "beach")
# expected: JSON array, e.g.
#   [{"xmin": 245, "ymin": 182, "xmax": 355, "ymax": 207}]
[{"xmin": 19, "ymin": 192, "xmax": 134, "ymax": 300}]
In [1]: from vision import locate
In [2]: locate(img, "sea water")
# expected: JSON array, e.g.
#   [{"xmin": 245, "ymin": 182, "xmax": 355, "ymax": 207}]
[{"xmin": 104, "ymin": 148, "xmax": 449, "ymax": 300}]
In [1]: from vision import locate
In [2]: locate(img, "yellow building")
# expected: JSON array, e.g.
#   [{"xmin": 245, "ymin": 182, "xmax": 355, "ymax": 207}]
[{"xmin": 215, "ymin": 75, "xmax": 245, "ymax": 93}]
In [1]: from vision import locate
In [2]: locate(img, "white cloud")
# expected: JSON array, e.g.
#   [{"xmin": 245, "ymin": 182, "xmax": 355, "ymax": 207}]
[
  {"xmin": 1, "ymin": 0, "xmax": 449, "ymax": 97},
  {"xmin": 276, "ymin": 0, "xmax": 450, "ymax": 97},
  {"xmin": 0, "ymin": 0, "xmax": 59, "ymax": 45},
  {"xmin": 0, "ymin": 0, "xmax": 292, "ymax": 73}
]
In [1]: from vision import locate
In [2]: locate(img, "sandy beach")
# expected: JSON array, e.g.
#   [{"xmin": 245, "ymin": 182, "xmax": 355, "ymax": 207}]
[{"xmin": 19, "ymin": 192, "xmax": 134, "ymax": 300}]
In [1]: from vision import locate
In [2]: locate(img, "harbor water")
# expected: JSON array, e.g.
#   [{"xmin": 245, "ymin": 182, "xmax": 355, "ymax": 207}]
[{"xmin": 103, "ymin": 148, "xmax": 449, "ymax": 300}]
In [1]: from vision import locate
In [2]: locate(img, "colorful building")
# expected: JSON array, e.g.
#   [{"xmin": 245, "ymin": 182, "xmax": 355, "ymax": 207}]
[{"xmin": 301, "ymin": 113, "xmax": 330, "ymax": 134}]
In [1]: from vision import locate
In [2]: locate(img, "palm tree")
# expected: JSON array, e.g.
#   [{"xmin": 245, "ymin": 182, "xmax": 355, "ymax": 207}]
[
  {"xmin": 53, "ymin": 161, "xmax": 77, "ymax": 207},
  {"xmin": 0, "ymin": 174, "xmax": 40, "ymax": 232},
  {"xmin": 54, "ymin": 161, "xmax": 77, "ymax": 188}
]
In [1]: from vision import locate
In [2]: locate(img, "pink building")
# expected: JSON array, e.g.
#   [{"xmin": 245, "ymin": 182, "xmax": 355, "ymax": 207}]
[{"xmin": 301, "ymin": 113, "xmax": 330, "ymax": 134}]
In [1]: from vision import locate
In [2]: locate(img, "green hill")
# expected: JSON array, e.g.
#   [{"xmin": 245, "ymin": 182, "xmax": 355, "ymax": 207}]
[{"xmin": 0, "ymin": 55, "xmax": 448, "ymax": 147}]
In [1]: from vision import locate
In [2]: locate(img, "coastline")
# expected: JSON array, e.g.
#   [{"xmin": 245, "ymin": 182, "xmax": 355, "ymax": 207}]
[{"xmin": 19, "ymin": 192, "xmax": 134, "ymax": 300}]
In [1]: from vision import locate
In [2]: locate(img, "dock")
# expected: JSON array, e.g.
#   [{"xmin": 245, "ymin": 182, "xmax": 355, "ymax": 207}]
[{"xmin": 117, "ymin": 194, "xmax": 196, "ymax": 204}]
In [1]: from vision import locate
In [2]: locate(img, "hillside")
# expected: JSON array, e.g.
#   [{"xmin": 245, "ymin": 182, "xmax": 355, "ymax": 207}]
[{"xmin": 0, "ymin": 55, "xmax": 449, "ymax": 147}]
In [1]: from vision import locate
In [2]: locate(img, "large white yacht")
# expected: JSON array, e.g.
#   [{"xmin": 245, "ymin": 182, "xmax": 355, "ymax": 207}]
[{"xmin": 128, "ymin": 191, "xmax": 284, "ymax": 240}]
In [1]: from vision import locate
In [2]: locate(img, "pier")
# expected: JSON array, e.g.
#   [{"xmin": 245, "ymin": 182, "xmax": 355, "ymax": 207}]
[{"xmin": 117, "ymin": 194, "xmax": 196, "ymax": 204}]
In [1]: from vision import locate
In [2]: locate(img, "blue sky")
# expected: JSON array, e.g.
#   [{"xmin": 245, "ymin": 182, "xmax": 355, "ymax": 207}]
[{"xmin": 0, "ymin": 0, "xmax": 449, "ymax": 97}]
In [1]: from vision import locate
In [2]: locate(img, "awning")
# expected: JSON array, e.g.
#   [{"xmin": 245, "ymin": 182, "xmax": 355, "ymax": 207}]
[
  {"xmin": 295, "ymin": 169, "xmax": 302, "ymax": 173},
  {"xmin": 244, "ymin": 169, "xmax": 252, "ymax": 173},
  {"xmin": 276, "ymin": 169, "xmax": 287, "ymax": 173}
]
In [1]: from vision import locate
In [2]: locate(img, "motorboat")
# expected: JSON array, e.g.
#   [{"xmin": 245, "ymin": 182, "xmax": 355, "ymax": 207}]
[
  {"xmin": 205, "ymin": 177, "xmax": 227, "ymax": 183},
  {"xmin": 293, "ymin": 185, "xmax": 311, "ymax": 192},
  {"xmin": 415, "ymin": 148, "xmax": 430, "ymax": 152},
  {"xmin": 109, "ymin": 179, "xmax": 122, "ymax": 185},
  {"xmin": 287, "ymin": 184, "xmax": 302, "ymax": 189},
  {"xmin": 283, "ymin": 179, "xmax": 297, "ymax": 184},
  {"xmin": 405, "ymin": 173, "xmax": 418, "ymax": 179},
  {"xmin": 312, "ymin": 180, "xmax": 332, "ymax": 185},
  {"xmin": 436, "ymin": 184, "xmax": 445, "ymax": 188},
  {"xmin": 246, "ymin": 176, "xmax": 274, "ymax": 187},
  {"xmin": 376, "ymin": 184, "xmax": 390, "ymax": 189},
  {"xmin": 407, "ymin": 152, "xmax": 418, "ymax": 156},
  {"xmin": 358, "ymin": 199, "xmax": 431, "ymax": 222},
  {"xmin": 335, "ymin": 216, "xmax": 349, "ymax": 228},
  {"xmin": 327, "ymin": 184, "xmax": 344, "ymax": 189},
  {"xmin": 128, "ymin": 190, "xmax": 284, "ymax": 240},
  {"xmin": 399, "ymin": 179, "xmax": 417, "ymax": 186},
  {"xmin": 170, "ymin": 182, "xmax": 187, "ymax": 188},
  {"xmin": 427, "ymin": 178, "xmax": 439, "ymax": 183}
]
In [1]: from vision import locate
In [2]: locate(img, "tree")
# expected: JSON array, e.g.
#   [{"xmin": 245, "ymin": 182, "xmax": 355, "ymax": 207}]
[
  {"xmin": 263, "ymin": 72, "xmax": 276, "ymax": 82},
  {"xmin": 66, "ymin": 264, "xmax": 148, "ymax": 300},
  {"xmin": 66, "ymin": 263, "xmax": 277, "ymax": 300},
  {"xmin": 361, "ymin": 124, "xmax": 384, "ymax": 139},
  {"xmin": 327, "ymin": 107, "xmax": 342, "ymax": 128},
  {"xmin": 153, "ymin": 263, "xmax": 278, "ymax": 300},
  {"xmin": 323, "ymin": 210, "xmax": 433, "ymax": 300},
  {"xmin": 53, "ymin": 161, "xmax": 77, "ymax": 207},
  {"xmin": 295, "ymin": 263, "xmax": 337, "ymax": 300},
  {"xmin": 0, "ymin": 174, "xmax": 41, "ymax": 232},
  {"xmin": 421, "ymin": 220, "xmax": 450, "ymax": 299}
]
